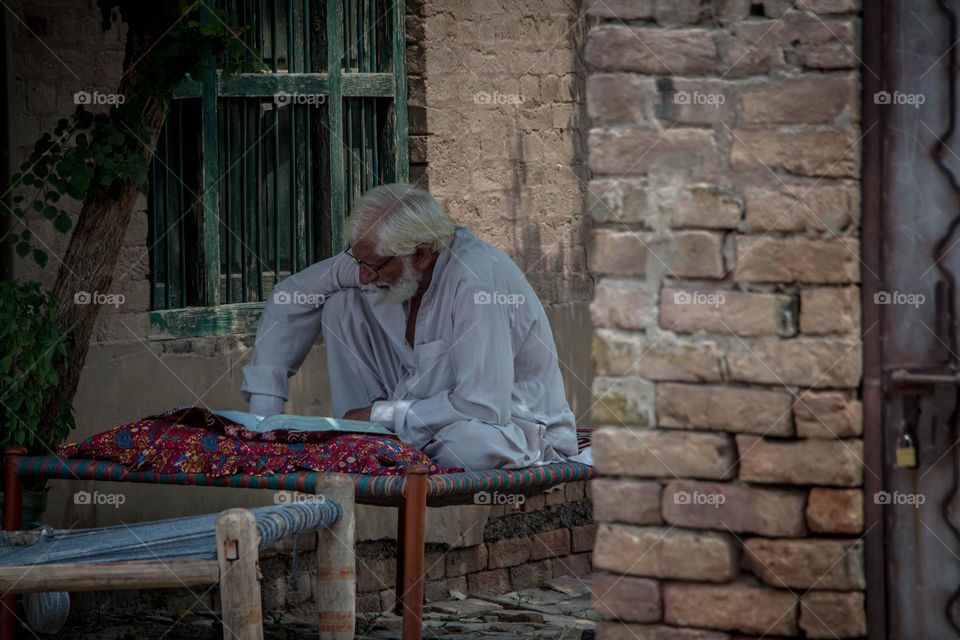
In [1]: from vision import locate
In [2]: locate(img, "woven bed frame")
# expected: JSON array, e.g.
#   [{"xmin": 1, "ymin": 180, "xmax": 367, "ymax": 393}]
[
  {"xmin": 1, "ymin": 448, "xmax": 594, "ymax": 640},
  {"xmin": 0, "ymin": 464, "xmax": 355, "ymax": 640}
]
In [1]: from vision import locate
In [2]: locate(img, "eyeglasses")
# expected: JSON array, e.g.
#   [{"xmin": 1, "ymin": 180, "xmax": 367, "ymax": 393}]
[{"xmin": 344, "ymin": 245, "xmax": 395, "ymax": 278}]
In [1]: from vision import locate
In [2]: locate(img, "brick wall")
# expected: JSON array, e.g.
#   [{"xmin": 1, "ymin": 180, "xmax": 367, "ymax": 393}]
[
  {"xmin": 253, "ymin": 481, "xmax": 593, "ymax": 615},
  {"xmin": 585, "ymin": 0, "xmax": 865, "ymax": 638}
]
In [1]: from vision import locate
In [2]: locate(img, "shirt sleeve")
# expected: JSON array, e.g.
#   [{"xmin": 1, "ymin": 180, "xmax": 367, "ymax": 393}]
[
  {"xmin": 249, "ymin": 393, "xmax": 285, "ymax": 417},
  {"xmin": 241, "ymin": 252, "xmax": 360, "ymax": 409},
  {"xmin": 376, "ymin": 283, "xmax": 516, "ymax": 449}
]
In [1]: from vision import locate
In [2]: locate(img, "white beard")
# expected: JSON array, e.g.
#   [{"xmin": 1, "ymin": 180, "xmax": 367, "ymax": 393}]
[{"xmin": 378, "ymin": 256, "xmax": 420, "ymax": 304}]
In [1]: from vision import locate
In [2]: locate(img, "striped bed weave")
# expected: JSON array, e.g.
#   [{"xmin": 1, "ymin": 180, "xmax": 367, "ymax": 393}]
[
  {"xmin": 0, "ymin": 500, "xmax": 341, "ymax": 566},
  {"xmin": 14, "ymin": 456, "xmax": 595, "ymax": 507}
]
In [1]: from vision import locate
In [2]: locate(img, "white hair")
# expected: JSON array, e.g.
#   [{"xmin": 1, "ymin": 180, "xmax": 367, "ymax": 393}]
[{"xmin": 346, "ymin": 183, "xmax": 455, "ymax": 256}]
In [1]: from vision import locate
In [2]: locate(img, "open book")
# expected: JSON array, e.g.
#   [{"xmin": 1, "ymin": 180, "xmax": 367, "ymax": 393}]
[{"xmin": 213, "ymin": 410, "xmax": 393, "ymax": 435}]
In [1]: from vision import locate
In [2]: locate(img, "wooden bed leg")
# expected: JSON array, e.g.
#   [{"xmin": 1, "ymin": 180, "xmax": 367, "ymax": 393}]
[
  {"xmin": 401, "ymin": 465, "xmax": 428, "ymax": 640},
  {"xmin": 393, "ymin": 501, "xmax": 405, "ymax": 616},
  {"xmin": 314, "ymin": 474, "xmax": 355, "ymax": 640},
  {"xmin": 216, "ymin": 508, "xmax": 263, "ymax": 640},
  {"xmin": 1, "ymin": 447, "xmax": 25, "ymax": 640}
]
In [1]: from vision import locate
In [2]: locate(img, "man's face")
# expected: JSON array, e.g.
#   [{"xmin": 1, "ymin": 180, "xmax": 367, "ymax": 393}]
[
  {"xmin": 351, "ymin": 239, "xmax": 421, "ymax": 303},
  {"xmin": 351, "ymin": 239, "xmax": 405, "ymax": 286}
]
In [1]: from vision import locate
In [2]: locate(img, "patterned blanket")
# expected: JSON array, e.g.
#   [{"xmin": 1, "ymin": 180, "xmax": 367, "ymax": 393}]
[
  {"xmin": 56, "ymin": 407, "xmax": 447, "ymax": 477},
  {"xmin": 56, "ymin": 407, "xmax": 593, "ymax": 478}
]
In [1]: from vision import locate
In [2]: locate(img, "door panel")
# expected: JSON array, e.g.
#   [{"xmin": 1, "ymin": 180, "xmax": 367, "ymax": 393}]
[{"xmin": 882, "ymin": 2, "xmax": 960, "ymax": 638}]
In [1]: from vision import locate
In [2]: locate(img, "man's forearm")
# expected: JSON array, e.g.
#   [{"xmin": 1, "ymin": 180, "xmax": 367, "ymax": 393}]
[{"xmin": 241, "ymin": 252, "xmax": 360, "ymax": 406}]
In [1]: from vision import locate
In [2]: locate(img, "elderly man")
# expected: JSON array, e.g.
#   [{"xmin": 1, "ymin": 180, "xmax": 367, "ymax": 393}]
[{"xmin": 241, "ymin": 184, "xmax": 578, "ymax": 470}]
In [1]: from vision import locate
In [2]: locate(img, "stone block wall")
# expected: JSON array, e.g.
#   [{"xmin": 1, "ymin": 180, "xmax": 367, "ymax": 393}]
[{"xmin": 585, "ymin": 0, "xmax": 866, "ymax": 638}]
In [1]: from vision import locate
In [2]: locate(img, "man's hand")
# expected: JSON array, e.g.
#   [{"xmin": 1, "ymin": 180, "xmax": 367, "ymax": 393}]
[{"xmin": 344, "ymin": 406, "xmax": 373, "ymax": 421}]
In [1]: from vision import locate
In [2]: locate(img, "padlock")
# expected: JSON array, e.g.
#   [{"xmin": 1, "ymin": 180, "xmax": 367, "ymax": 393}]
[{"xmin": 895, "ymin": 433, "xmax": 917, "ymax": 468}]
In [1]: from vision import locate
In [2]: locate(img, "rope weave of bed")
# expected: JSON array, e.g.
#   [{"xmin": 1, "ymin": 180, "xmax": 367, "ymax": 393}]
[
  {"xmin": 0, "ymin": 500, "xmax": 341, "ymax": 566},
  {"xmin": 13, "ymin": 456, "xmax": 595, "ymax": 503}
]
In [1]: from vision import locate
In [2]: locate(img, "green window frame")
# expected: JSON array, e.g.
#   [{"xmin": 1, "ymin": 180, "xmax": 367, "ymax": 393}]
[{"xmin": 147, "ymin": 0, "xmax": 408, "ymax": 339}]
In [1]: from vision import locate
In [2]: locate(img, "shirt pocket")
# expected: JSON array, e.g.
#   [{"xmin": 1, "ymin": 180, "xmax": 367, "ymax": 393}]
[{"xmin": 409, "ymin": 339, "xmax": 454, "ymax": 398}]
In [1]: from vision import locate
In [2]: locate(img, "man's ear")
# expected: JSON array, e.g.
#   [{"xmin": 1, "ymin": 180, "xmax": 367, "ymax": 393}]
[{"xmin": 413, "ymin": 244, "xmax": 436, "ymax": 270}]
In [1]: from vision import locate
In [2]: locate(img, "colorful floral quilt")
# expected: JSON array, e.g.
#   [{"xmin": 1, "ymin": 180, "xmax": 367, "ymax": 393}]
[{"xmin": 56, "ymin": 407, "xmax": 448, "ymax": 477}]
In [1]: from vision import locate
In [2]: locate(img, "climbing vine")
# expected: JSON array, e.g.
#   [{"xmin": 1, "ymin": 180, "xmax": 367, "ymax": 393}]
[{"xmin": 6, "ymin": 0, "xmax": 263, "ymax": 268}]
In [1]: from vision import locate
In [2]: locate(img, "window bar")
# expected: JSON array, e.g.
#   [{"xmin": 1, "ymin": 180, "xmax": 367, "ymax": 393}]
[
  {"xmin": 290, "ymin": 109, "xmax": 298, "ymax": 275},
  {"xmin": 270, "ymin": 0, "xmax": 277, "ymax": 72},
  {"xmin": 343, "ymin": 0, "xmax": 351, "ymax": 223},
  {"xmin": 270, "ymin": 2, "xmax": 280, "ymax": 285},
  {"xmin": 273, "ymin": 104, "xmax": 281, "ymax": 285},
  {"xmin": 150, "ymin": 138, "xmax": 162, "ymax": 309},
  {"xmin": 256, "ymin": 103, "xmax": 265, "ymax": 301},
  {"xmin": 176, "ymin": 101, "xmax": 188, "ymax": 305},
  {"xmin": 372, "ymin": 102, "xmax": 379, "ymax": 183},
  {"xmin": 303, "ymin": 0, "xmax": 315, "ymax": 262},
  {"xmin": 304, "ymin": 0, "xmax": 314, "ymax": 262},
  {"xmin": 240, "ymin": 101, "xmax": 249, "ymax": 302},
  {"xmin": 326, "ymin": 0, "xmax": 345, "ymax": 252},
  {"xmin": 371, "ymin": 0, "xmax": 379, "ymax": 182},
  {"xmin": 224, "ymin": 0, "xmax": 233, "ymax": 301},
  {"xmin": 304, "ymin": 0, "xmax": 311, "ymax": 72},
  {"xmin": 258, "ymin": 0, "xmax": 265, "ymax": 63},
  {"xmin": 392, "ymin": 0, "xmax": 408, "ymax": 182},
  {"xmin": 348, "ymin": 117, "xmax": 355, "ymax": 208},
  {"xmin": 288, "ymin": 0, "xmax": 295, "ymax": 73},
  {"xmin": 346, "ymin": 0, "xmax": 364, "ymax": 201},
  {"xmin": 221, "ymin": 101, "xmax": 227, "ymax": 304},
  {"xmin": 288, "ymin": 4, "xmax": 299, "ymax": 273},
  {"xmin": 348, "ymin": 0, "xmax": 358, "ymax": 206},
  {"xmin": 343, "ymin": 0, "xmax": 353, "ymax": 71},
  {"xmin": 201, "ymin": 38, "xmax": 221, "ymax": 307},
  {"xmin": 370, "ymin": 0, "xmax": 376, "ymax": 70},
  {"xmin": 148, "ymin": 150, "xmax": 157, "ymax": 307},
  {"xmin": 358, "ymin": 0, "xmax": 367, "ymax": 191},
  {"xmin": 164, "ymin": 118, "xmax": 174, "ymax": 309},
  {"xmin": 241, "ymin": 0, "xmax": 248, "ymax": 54},
  {"xmin": 306, "ymin": 110, "xmax": 314, "ymax": 262},
  {"xmin": 365, "ymin": 0, "xmax": 373, "ymax": 184},
  {"xmin": 369, "ymin": 2, "xmax": 377, "ymax": 184}
]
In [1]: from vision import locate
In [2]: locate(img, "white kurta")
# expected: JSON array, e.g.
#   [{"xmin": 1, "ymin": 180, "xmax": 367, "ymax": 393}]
[{"xmin": 241, "ymin": 226, "xmax": 578, "ymax": 470}]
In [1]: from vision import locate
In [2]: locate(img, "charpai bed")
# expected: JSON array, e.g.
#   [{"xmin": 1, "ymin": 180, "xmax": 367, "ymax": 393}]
[
  {"xmin": 0, "ymin": 473, "xmax": 355, "ymax": 640},
  {"xmin": 1, "ymin": 449, "xmax": 595, "ymax": 640}
]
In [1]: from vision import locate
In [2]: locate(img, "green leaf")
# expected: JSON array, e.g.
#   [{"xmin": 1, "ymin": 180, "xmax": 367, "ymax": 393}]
[
  {"xmin": 75, "ymin": 109, "xmax": 94, "ymax": 129},
  {"xmin": 53, "ymin": 213, "xmax": 72, "ymax": 233},
  {"xmin": 33, "ymin": 133, "xmax": 52, "ymax": 155},
  {"xmin": 15, "ymin": 241, "xmax": 30, "ymax": 257},
  {"xmin": 43, "ymin": 206, "xmax": 58, "ymax": 220},
  {"xmin": 32, "ymin": 250, "xmax": 48, "ymax": 269}
]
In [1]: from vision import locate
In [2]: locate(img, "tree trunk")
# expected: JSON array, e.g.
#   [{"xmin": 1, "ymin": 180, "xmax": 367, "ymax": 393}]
[{"xmin": 37, "ymin": 3, "xmax": 185, "ymax": 438}]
